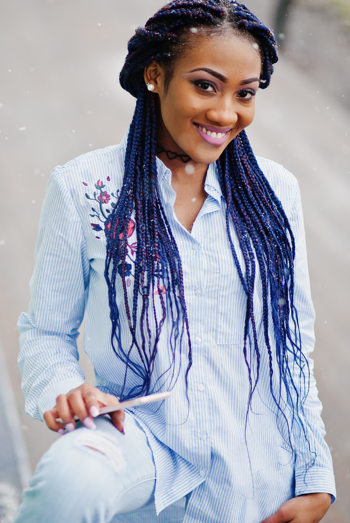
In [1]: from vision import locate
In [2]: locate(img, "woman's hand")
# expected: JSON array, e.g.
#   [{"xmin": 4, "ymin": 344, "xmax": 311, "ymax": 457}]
[
  {"xmin": 43, "ymin": 383, "xmax": 125, "ymax": 435},
  {"xmin": 260, "ymin": 493, "xmax": 332, "ymax": 523}
]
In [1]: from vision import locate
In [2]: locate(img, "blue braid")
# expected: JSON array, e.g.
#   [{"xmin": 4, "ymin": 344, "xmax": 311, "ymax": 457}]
[
  {"xmin": 106, "ymin": 0, "xmax": 315, "ymax": 469},
  {"xmin": 105, "ymin": 90, "xmax": 192, "ymax": 401}
]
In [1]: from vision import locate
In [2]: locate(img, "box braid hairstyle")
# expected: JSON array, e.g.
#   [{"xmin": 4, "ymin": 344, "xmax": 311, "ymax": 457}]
[{"xmin": 105, "ymin": 0, "xmax": 315, "ymax": 464}]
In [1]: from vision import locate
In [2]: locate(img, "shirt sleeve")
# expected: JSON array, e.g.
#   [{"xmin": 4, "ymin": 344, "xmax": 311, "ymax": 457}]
[
  {"xmin": 288, "ymin": 176, "xmax": 336, "ymax": 502},
  {"xmin": 17, "ymin": 167, "xmax": 89, "ymax": 421}
]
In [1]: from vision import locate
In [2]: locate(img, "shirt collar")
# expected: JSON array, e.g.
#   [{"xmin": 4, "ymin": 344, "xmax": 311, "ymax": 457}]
[
  {"xmin": 121, "ymin": 129, "xmax": 129, "ymax": 150},
  {"xmin": 204, "ymin": 162, "xmax": 223, "ymax": 203}
]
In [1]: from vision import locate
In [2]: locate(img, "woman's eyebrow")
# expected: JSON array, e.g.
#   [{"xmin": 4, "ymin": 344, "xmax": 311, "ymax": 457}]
[
  {"xmin": 188, "ymin": 69, "xmax": 260, "ymax": 86},
  {"xmin": 240, "ymin": 77, "xmax": 260, "ymax": 85},
  {"xmin": 188, "ymin": 67, "xmax": 227, "ymax": 82}
]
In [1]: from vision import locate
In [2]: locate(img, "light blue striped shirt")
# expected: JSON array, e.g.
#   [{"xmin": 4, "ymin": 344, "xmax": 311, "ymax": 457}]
[{"xmin": 18, "ymin": 132, "xmax": 336, "ymax": 522}]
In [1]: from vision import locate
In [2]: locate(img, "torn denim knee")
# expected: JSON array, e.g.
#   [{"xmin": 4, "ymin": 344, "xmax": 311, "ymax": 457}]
[{"xmin": 75, "ymin": 431, "xmax": 126, "ymax": 472}]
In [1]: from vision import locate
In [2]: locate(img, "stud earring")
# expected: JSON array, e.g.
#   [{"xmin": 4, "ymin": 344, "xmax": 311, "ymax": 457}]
[{"xmin": 147, "ymin": 83, "xmax": 155, "ymax": 92}]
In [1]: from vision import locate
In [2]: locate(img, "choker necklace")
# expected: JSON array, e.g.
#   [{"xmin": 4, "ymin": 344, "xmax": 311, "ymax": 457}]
[{"xmin": 156, "ymin": 145, "xmax": 191, "ymax": 164}]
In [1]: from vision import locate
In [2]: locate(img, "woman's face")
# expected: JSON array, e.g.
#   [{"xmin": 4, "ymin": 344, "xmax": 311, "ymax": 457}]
[{"xmin": 145, "ymin": 30, "xmax": 262, "ymax": 165}]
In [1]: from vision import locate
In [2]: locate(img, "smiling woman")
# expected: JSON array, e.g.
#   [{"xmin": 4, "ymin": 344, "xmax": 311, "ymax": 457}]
[
  {"xmin": 144, "ymin": 29, "xmax": 262, "ymax": 230},
  {"xmin": 147, "ymin": 31, "xmax": 261, "ymax": 164},
  {"xmin": 15, "ymin": 1, "xmax": 335, "ymax": 522}
]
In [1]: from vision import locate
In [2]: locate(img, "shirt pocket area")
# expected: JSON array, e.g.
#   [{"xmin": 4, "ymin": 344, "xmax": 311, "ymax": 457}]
[{"xmin": 215, "ymin": 248, "xmax": 246, "ymax": 345}]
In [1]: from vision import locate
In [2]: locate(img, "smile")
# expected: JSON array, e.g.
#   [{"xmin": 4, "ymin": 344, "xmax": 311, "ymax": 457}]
[{"xmin": 194, "ymin": 123, "xmax": 231, "ymax": 146}]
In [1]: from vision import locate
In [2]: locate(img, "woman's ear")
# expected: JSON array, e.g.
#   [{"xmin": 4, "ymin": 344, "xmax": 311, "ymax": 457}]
[{"xmin": 143, "ymin": 61, "xmax": 164, "ymax": 94}]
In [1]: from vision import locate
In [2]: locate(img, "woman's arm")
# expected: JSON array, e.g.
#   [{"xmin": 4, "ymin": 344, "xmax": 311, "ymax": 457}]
[
  {"xmin": 287, "ymin": 178, "xmax": 335, "ymax": 502},
  {"xmin": 261, "ymin": 174, "xmax": 335, "ymax": 522},
  {"xmin": 18, "ymin": 167, "xmax": 90, "ymax": 420},
  {"xmin": 260, "ymin": 493, "xmax": 332, "ymax": 523}
]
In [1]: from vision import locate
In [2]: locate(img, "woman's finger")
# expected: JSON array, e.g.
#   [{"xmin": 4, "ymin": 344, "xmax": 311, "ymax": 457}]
[
  {"xmin": 67, "ymin": 389, "xmax": 95, "ymax": 429},
  {"xmin": 83, "ymin": 388, "xmax": 100, "ymax": 418},
  {"xmin": 96, "ymin": 390, "xmax": 124, "ymax": 433},
  {"xmin": 110, "ymin": 409, "xmax": 125, "ymax": 434},
  {"xmin": 56, "ymin": 394, "xmax": 76, "ymax": 432},
  {"xmin": 97, "ymin": 390, "xmax": 120, "ymax": 407},
  {"xmin": 79, "ymin": 383, "xmax": 107, "ymax": 418},
  {"xmin": 44, "ymin": 407, "xmax": 64, "ymax": 433}
]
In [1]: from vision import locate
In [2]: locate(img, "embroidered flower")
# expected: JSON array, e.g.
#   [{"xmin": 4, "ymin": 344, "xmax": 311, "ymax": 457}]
[
  {"xmin": 129, "ymin": 241, "xmax": 137, "ymax": 256},
  {"xmin": 109, "ymin": 218, "xmax": 135, "ymax": 240},
  {"xmin": 84, "ymin": 180, "xmax": 137, "ymax": 269},
  {"xmin": 125, "ymin": 219, "xmax": 135, "ymax": 238},
  {"xmin": 91, "ymin": 223, "xmax": 103, "ymax": 232},
  {"xmin": 154, "ymin": 285, "xmax": 166, "ymax": 295},
  {"xmin": 97, "ymin": 191, "xmax": 111, "ymax": 204}
]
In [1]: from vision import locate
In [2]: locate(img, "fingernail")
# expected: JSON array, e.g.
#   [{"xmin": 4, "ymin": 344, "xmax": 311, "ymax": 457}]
[
  {"xmin": 58, "ymin": 428, "xmax": 66, "ymax": 436},
  {"xmin": 83, "ymin": 417, "xmax": 96, "ymax": 430},
  {"xmin": 121, "ymin": 421, "xmax": 125, "ymax": 435},
  {"xmin": 66, "ymin": 423, "xmax": 75, "ymax": 432},
  {"xmin": 89, "ymin": 405, "xmax": 99, "ymax": 418}
]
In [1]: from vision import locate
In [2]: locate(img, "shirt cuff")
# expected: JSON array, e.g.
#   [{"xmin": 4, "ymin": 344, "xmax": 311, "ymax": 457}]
[
  {"xmin": 37, "ymin": 378, "xmax": 85, "ymax": 420},
  {"xmin": 295, "ymin": 468, "xmax": 336, "ymax": 503}
]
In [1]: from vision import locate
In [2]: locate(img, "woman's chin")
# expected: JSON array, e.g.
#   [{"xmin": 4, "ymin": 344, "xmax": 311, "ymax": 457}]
[{"xmin": 187, "ymin": 146, "xmax": 227, "ymax": 165}]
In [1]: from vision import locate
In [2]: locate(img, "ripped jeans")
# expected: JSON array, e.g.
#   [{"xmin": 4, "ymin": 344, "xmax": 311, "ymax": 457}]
[{"xmin": 15, "ymin": 414, "xmax": 188, "ymax": 523}]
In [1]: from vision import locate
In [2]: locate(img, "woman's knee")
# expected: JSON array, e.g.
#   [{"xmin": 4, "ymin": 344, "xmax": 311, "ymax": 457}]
[
  {"xmin": 16, "ymin": 416, "xmax": 156, "ymax": 522},
  {"xmin": 34, "ymin": 428, "xmax": 125, "ymax": 498}
]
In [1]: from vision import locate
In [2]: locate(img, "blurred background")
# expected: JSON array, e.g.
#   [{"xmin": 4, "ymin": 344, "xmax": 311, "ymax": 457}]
[{"xmin": 0, "ymin": 0, "xmax": 349, "ymax": 521}]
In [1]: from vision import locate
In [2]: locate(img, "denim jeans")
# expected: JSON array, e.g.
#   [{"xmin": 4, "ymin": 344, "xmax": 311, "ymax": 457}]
[{"xmin": 15, "ymin": 414, "xmax": 187, "ymax": 523}]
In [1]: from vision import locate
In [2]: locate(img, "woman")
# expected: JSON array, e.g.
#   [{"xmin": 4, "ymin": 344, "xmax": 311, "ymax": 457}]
[{"xmin": 15, "ymin": 1, "xmax": 335, "ymax": 521}]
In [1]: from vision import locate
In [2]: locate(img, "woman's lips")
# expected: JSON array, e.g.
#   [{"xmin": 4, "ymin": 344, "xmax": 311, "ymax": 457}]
[{"xmin": 194, "ymin": 123, "xmax": 231, "ymax": 146}]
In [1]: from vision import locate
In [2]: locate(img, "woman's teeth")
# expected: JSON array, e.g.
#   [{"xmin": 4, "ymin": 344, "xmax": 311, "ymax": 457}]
[{"xmin": 197, "ymin": 125, "xmax": 227, "ymax": 139}]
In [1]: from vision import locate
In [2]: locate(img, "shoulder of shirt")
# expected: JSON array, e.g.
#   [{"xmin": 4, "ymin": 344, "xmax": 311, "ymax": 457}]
[
  {"xmin": 256, "ymin": 156, "xmax": 298, "ymax": 189},
  {"xmin": 50, "ymin": 143, "xmax": 125, "ymax": 190},
  {"xmin": 255, "ymin": 155, "xmax": 299, "ymax": 204}
]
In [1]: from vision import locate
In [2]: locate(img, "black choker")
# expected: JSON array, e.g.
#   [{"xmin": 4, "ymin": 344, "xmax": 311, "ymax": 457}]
[{"xmin": 156, "ymin": 145, "xmax": 191, "ymax": 164}]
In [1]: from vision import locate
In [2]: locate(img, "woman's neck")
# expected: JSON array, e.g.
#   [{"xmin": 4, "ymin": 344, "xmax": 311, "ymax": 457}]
[
  {"xmin": 156, "ymin": 121, "xmax": 209, "ymax": 188},
  {"xmin": 157, "ymin": 149, "xmax": 208, "ymax": 186},
  {"xmin": 156, "ymin": 127, "xmax": 209, "ymax": 233}
]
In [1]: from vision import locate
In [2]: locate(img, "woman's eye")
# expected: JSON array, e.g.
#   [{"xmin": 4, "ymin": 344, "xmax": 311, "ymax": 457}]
[
  {"xmin": 194, "ymin": 81, "xmax": 215, "ymax": 92},
  {"xmin": 238, "ymin": 89, "xmax": 256, "ymax": 100}
]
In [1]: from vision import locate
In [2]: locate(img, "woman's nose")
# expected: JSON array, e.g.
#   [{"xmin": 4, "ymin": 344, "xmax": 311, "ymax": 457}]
[{"xmin": 206, "ymin": 97, "xmax": 239, "ymax": 127}]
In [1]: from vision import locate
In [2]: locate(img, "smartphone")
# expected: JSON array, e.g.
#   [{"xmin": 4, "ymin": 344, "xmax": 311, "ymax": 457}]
[{"xmin": 56, "ymin": 391, "xmax": 171, "ymax": 423}]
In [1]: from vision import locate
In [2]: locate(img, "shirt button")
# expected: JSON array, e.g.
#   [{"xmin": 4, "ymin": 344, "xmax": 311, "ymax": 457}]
[
  {"xmin": 201, "ymin": 434, "xmax": 207, "ymax": 440},
  {"xmin": 192, "ymin": 244, "xmax": 200, "ymax": 251},
  {"xmin": 195, "ymin": 336, "xmax": 202, "ymax": 344},
  {"xmin": 200, "ymin": 469, "xmax": 206, "ymax": 477},
  {"xmin": 195, "ymin": 287, "xmax": 202, "ymax": 296},
  {"xmin": 198, "ymin": 383, "xmax": 205, "ymax": 391}
]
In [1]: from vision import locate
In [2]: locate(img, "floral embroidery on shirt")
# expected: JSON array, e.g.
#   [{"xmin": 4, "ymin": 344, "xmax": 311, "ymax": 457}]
[
  {"xmin": 83, "ymin": 178, "xmax": 137, "ymax": 287},
  {"xmin": 83, "ymin": 178, "xmax": 119, "ymax": 239},
  {"xmin": 154, "ymin": 285, "xmax": 166, "ymax": 295}
]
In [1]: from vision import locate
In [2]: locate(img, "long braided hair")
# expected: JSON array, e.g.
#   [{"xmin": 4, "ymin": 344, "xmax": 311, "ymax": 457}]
[{"xmin": 105, "ymin": 0, "xmax": 314, "ymax": 462}]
